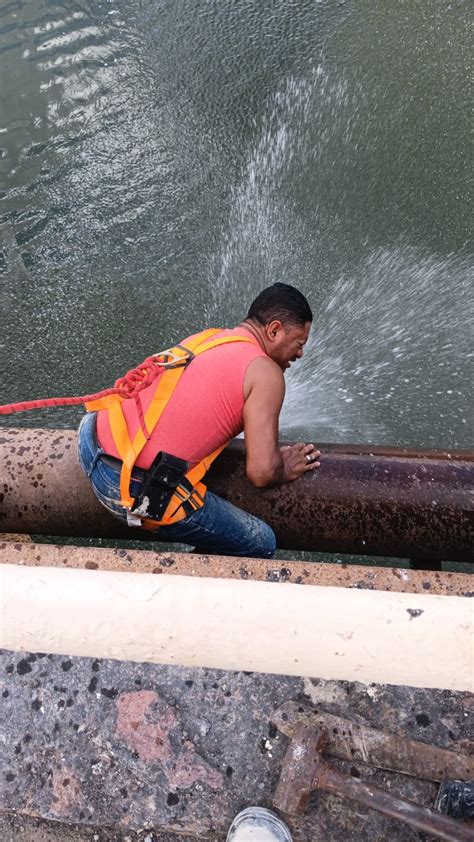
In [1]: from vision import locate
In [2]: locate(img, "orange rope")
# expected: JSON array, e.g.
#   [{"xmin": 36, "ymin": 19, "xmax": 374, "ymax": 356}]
[{"xmin": 0, "ymin": 354, "xmax": 168, "ymax": 415}]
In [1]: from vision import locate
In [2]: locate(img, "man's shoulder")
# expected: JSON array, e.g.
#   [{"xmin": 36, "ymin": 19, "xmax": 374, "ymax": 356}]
[
  {"xmin": 244, "ymin": 355, "xmax": 284, "ymax": 397},
  {"xmin": 246, "ymin": 354, "xmax": 280, "ymax": 374}
]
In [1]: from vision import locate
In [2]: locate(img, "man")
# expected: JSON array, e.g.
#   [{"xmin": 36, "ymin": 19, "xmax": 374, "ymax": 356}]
[{"xmin": 77, "ymin": 283, "xmax": 320, "ymax": 558}]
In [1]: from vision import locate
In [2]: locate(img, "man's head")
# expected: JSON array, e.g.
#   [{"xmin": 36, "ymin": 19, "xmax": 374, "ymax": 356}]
[{"xmin": 246, "ymin": 283, "xmax": 312, "ymax": 371}]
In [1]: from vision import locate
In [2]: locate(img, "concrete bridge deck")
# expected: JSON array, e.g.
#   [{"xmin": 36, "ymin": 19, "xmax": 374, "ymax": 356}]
[{"xmin": 1, "ymin": 545, "xmax": 472, "ymax": 841}]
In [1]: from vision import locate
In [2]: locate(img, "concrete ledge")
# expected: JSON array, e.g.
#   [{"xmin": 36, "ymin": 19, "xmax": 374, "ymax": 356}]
[{"xmin": 1, "ymin": 541, "xmax": 471, "ymax": 596}]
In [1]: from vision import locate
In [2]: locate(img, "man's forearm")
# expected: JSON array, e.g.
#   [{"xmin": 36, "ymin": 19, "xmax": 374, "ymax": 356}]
[
  {"xmin": 247, "ymin": 443, "xmax": 321, "ymax": 487},
  {"xmin": 246, "ymin": 449, "xmax": 288, "ymax": 488}
]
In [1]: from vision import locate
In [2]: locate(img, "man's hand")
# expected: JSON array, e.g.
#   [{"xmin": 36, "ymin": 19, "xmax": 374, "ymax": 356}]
[{"xmin": 280, "ymin": 442, "xmax": 321, "ymax": 482}]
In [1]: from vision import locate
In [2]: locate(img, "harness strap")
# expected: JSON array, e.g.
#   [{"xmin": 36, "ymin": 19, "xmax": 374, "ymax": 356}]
[{"xmin": 86, "ymin": 329, "xmax": 258, "ymax": 520}]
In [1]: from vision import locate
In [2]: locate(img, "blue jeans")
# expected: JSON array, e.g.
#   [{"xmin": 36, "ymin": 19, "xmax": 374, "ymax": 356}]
[{"xmin": 77, "ymin": 412, "xmax": 276, "ymax": 558}]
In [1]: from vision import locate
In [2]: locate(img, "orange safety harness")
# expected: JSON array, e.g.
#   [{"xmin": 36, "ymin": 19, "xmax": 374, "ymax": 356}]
[
  {"xmin": 0, "ymin": 328, "xmax": 257, "ymax": 527},
  {"xmin": 85, "ymin": 328, "xmax": 257, "ymax": 526}
]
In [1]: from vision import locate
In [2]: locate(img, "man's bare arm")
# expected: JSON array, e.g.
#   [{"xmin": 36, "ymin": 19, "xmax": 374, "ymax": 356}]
[
  {"xmin": 243, "ymin": 357, "xmax": 320, "ymax": 487},
  {"xmin": 243, "ymin": 357, "xmax": 286, "ymax": 487}
]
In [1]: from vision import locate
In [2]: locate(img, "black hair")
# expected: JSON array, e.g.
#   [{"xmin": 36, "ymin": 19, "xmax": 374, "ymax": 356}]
[{"xmin": 247, "ymin": 283, "xmax": 312, "ymax": 328}]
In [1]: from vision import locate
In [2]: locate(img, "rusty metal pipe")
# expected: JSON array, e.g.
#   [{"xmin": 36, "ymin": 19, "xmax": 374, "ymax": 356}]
[{"xmin": 0, "ymin": 427, "xmax": 473, "ymax": 562}]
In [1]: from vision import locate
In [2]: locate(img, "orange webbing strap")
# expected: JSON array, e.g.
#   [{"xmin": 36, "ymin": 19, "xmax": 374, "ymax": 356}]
[
  {"xmin": 134, "ymin": 333, "xmax": 256, "ymax": 514},
  {"xmin": 163, "ymin": 442, "xmax": 227, "ymax": 524},
  {"xmin": 84, "ymin": 394, "xmax": 124, "ymax": 412},
  {"xmin": 118, "ymin": 364, "xmax": 185, "ymax": 506},
  {"xmin": 99, "ymin": 330, "xmax": 257, "ymax": 510},
  {"xmin": 85, "ymin": 330, "xmax": 221, "ymax": 507},
  {"xmin": 123, "ymin": 330, "xmax": 235, "ymax": 508}
]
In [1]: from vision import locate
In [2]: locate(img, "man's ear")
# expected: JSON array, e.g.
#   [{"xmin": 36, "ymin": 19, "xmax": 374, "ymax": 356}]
[{"xmin": 265, "ymin": 319, "xmax": 283, "ymax": 340}]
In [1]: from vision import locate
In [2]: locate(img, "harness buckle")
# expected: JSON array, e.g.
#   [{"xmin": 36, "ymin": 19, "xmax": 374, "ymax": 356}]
[
  {"xmin": 153, "ymin": 345, "xmax": 195, "ymax": 369},
  {"xmin": 166, "ymin": 480, "xmax": 204, "ymax": 520}
]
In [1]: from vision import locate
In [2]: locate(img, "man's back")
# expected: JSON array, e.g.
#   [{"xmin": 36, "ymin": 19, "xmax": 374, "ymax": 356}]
[{"xmin": 96, "ymin": 326, "xmax": 266, "ymax": 468}]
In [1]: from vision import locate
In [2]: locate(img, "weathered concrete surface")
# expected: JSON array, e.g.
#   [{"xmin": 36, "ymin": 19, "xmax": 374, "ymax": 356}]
[
  {"xmin": 1, "ymin": 427, "xmax": 473, "ymax": 562},
  {"xmin": 1, "ymin": 653, "xmax": 472, "ymax": 841},
  {"xmin": 0, "ymin": 812, "xmax": 189, "ymax": 842},
  {"xmin": 1, "ymin": 541, "xmax": 472, "ymax": 596}
]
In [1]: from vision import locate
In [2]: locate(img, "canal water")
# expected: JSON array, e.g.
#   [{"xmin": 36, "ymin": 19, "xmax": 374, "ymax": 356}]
[{"xmin": 1, "ymin": 0, "xmax": 472, "ymax": 450}]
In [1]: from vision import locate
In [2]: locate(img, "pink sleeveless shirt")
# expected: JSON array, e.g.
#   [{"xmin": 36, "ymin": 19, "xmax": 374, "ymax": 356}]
[{"xmin": 96, "ymin": 326, "xmax": 267, "ymax": 469}]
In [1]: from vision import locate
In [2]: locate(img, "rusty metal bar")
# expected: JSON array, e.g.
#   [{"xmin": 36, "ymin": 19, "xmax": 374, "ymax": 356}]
[
  {"xmin": 273, "ymin": 724, "xmax": 472, "ymax": 842},
  {"xmin": 0, "ymin": 427, "xmax": 473, "ymax": 562},
  {"xmin": 273, "ymin": 723, "xmax": 325, "ymax": 815},
  {"xmin": 315, "ymin": 758, "xmax": 472, "ymax": 842},
  {"xmin": 271, "ymin": 700, "xmax": 474, "ymax": 782}
]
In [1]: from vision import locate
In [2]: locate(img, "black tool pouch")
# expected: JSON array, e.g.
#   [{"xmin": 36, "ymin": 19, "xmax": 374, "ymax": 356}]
[{"xmin": 131, "ymin": 451, "xmax": 189, "ymax": 520}]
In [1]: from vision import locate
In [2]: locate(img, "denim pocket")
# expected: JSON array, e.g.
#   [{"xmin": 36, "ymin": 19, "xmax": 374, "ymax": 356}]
[
  {"xmin": 91, "ymin": 483, "xmax": 127, "ymax": 518},
  {"xmin": 93, "ymin": 459, "xmax": 121, "ymax": 494}
]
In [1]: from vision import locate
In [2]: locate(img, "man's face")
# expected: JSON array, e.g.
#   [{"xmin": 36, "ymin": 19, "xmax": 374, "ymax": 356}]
[{"xmin": 266, "ymin": 320, "xmax": 312, "ymax": 371}]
